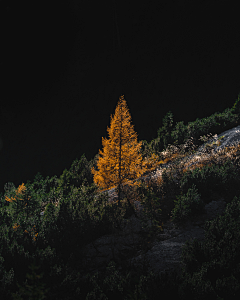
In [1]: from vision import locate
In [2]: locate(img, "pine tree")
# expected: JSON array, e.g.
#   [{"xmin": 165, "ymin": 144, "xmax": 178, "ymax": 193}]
[{"xmin": 92, "ymin": 95, "xmax": 145, "ymax": 206}]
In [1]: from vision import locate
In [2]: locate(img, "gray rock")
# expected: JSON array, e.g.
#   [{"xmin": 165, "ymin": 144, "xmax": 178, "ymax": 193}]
[
  {"xmin": 80, "ymin": 197, "xmax": 227, "ymax": 279},
  {"xmin": 149, "ymin": 124, "xmax": 240, "ymax": 175},
  {"xmin": 128, "ymin": 197, "xmax": 227, "ymax": 278},
  {"xmin": 80, "ymin": 213, "xmax": 153, "ymax": 277},
  {"xmin": 196, "ymin": 125, "xmax": 240, "ymax": 155}
]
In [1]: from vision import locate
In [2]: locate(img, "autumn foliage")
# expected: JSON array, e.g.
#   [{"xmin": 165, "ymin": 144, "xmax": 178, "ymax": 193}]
[
  {"xmin": 92, "ymin": 95, "xmax": 145, "ymax": 204},
  {"xmin": 5, "ymin": 182, "xmax": 38, "ymax": 242}
]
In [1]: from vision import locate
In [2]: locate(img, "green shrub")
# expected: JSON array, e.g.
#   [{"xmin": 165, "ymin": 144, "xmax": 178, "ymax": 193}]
[
  {"xmin": 171, "ymin": 184, "xmax": 205, "ymax": 225},
  {"xmin": 78, "ymin": 259, "xmax": 183, "ymax": 300},
  {"xmin": 43, "ymin": 203, "xmax": 58, "ymax": 221},
  {"xmin": 11, "ymin": 259, "xmax": 49, "ymax": 300},
  {"xmin": 132, "ymin": 183, "xmax": 163, "ymax": 235},
  {"xmin": 52, "ymin": 182, "xmax": 122, "ymax": 263},
  {"xmin": 26, "ymin": 173, "xmax": 48, "ymax": 196},
  {"xmin": 57, "ymin": 154, "xmax": 93, "ymax": 197},
  {"xmin": 157, "ymin": 110, "xmax": 175, "ymax": 151},
  {"xmin": 170, "ymin": 120, "xmax": 188, "ymax": 147},
  {"xmin": 179, "ymin": 195, "xmax": 240, "ymax": 299},
  {"xmin": 179, "ymin": 159, "xmax": 240, "ymax": 204},
  {"xmin": 231, "ymin": 93, "xmax": 240, "ymax": 116},
  {"xmin": 25, "ymin": 172, "xmax": 61, "ymax": 210},
  {"xmin": 0, "ymin": 263, "xmax": 15, "ymax": 299},
  {"xmin": 156, "ymin": 105, "xmax": 239, "ymax": 158}
]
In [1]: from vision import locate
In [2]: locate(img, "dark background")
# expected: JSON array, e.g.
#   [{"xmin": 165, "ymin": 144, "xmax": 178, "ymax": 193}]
[{"xmin": 1, "ymin": 0, "xmax": 240, "ymax": 195}]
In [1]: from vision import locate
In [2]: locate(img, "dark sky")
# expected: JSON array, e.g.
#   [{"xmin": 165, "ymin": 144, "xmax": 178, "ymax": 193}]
[{"xmin": 1, "ymin": 0, "xmax": 240, "ymax": 194}]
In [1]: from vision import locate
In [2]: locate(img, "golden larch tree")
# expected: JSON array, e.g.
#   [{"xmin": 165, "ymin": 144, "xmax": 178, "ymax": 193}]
[{"xmin": 92, "ymin": 95, "xmax": 145, "ymax": 206}]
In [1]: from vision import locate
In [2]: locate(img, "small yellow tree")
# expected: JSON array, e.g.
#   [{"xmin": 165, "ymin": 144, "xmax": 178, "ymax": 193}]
[{"xmin": 92, "ymin": 95, "xmax": 145, "ymax": 206}]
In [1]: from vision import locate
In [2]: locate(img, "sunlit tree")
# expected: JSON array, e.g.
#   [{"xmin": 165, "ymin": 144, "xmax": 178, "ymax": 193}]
[{"xmin": 92, "ymin": 95, "xmax": 145, "ymax": 206}]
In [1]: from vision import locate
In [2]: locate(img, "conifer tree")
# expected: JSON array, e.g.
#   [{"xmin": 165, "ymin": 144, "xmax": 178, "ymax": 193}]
[{"xmin": 92, "ymin": 95, "xmax": 145, "ymax": 206}]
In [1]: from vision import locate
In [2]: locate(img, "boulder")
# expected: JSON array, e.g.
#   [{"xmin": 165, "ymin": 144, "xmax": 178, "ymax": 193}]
[
  {"xmin": 128, "ymin": 197, "xmax": 227, "ymax": 278},
  {"xmin": 79, "ymin": 197, "xmax": 227, "ymax": 280}
]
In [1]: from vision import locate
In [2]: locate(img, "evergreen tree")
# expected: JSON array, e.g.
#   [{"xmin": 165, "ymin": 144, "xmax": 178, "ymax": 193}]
[
  {"xmin": 92, "ymin": 95, "xmax": 144, "ymax": 206},
  {"xmin": 157, "ymin": 110, "xmax": 175, "ymax": 150}
]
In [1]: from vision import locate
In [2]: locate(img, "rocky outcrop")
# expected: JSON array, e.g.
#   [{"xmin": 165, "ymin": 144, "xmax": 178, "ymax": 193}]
[
  {"xmin": 128, "ymin": 197, "xmax": 227, "ymax": 278},
  {"xmin": 80, "ymin": 196, "xmax": 227, "ymax": 280}
]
